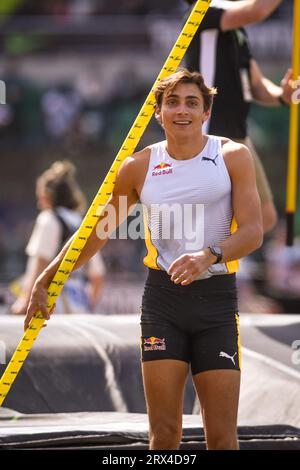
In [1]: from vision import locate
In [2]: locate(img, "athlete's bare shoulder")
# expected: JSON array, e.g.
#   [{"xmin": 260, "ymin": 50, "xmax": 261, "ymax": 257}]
[
  {"xmin": 220, "ymin": 137, "xmax": 253, "ymax": 176},
  {"xmin": 116, "ymin": 146, "xmax": 151, "ymax": 199},
  {"xmin": 220, "ymin": 137, "xmax": 248, "ymax": 154},
  {"xmin": 117, "ymin": 147, "xmax": 150, "ymax": 176},
  {"xmin": 131, "ymin": 146, "xmax": 151, "ymax": 164}
]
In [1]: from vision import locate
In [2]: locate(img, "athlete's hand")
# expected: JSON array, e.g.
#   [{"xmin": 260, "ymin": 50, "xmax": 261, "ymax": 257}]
[
  {"xmin": 167, "ymin": 249, "xmax": 216, "ymax": 285},
  {"xmin": 24, "ymin": 281, "xmax": 54, "ymax": 331},
  {"xmin": 281, "ymin": 68, "xmax": 300, "ymax": 104}
]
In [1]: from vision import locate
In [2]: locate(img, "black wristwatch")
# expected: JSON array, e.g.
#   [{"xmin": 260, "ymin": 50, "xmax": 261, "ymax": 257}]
[{"xmin": 208, "ymin": 246, "xmax": 223, "ymax": 264}]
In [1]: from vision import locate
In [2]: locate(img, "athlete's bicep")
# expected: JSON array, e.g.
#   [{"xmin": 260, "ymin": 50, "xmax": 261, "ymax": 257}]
[
  {"xmin": 98, "ymin": 157, "xmax": 140, "ymax": 237},
  {"xmin": 112, "ymin": 156, "xmax": 139, "ymax": 205},
  {"xmin": 94, "ymin": 148, "xmax": 149, "ymax": 242},
  {"xmin": 227, "ymin": 145, "xmax": 263, "ymax": 231}
]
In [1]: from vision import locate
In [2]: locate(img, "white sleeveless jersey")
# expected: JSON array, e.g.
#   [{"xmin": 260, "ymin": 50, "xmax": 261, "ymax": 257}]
[{"xmin": 140, "ymin": 135, "xmax": 239, "ymax": 280}]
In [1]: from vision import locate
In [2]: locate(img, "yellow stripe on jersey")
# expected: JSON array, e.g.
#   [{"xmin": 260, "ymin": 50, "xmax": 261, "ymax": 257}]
[
  {"xmin": 226, "ymin": 215, "xmax": 239, "ymax": 274},
  {"xmin": 142, "ymin": 206, "xmax": 160, "ymax": 270}
]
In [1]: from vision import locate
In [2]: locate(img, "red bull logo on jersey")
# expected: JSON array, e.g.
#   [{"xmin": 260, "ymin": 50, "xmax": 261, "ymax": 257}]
[
  {"xmin": 143, "ymin": 336, "xmax": 166, "ymax": 351},
  {"xmin": 152, "ymin": 162, "xmax": 173, "ymax": 177}
]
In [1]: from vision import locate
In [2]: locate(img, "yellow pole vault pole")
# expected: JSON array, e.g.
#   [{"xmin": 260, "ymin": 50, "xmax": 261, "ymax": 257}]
[
  {"xmin": 286, "ymin": 0, "xmax": 300, "ymax": 246},
  {"xmin": 0, "ymin": 0, "xmax": 211, "ymax": 406}
]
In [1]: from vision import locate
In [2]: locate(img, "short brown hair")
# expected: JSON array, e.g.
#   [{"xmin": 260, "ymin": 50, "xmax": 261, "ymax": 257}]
[{"xmin": 153, "ymin": 68, "xmax": 217, "ymax": 112}]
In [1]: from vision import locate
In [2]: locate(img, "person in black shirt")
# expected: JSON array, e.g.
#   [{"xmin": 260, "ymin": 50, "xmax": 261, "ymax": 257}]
[{"xmin": 185, "ymin": 0, "xmax": 297, "ymax": 233}]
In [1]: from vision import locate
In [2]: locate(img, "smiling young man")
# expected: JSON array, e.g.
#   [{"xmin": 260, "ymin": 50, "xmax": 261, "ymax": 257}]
[{"xmin": 25, "ymin": 69, "xmax": 263, "ymax": 450}]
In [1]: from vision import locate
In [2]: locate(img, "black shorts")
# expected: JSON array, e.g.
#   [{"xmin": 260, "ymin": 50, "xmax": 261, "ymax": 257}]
[{"xmin": 140, "ymin": 268, "xmax": 241, "ymax": 376}]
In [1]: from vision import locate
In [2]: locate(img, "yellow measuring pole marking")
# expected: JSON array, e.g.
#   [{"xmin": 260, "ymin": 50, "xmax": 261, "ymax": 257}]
[
  {"xmin": 0, "ymin": 0, "xmax": 211, "ymax": 406},
  {"xmin": 286, "ymin": 0, "xmax": 300, "ymax": 214}
]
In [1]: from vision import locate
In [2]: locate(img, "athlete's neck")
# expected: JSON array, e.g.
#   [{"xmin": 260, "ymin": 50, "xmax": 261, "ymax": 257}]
[{"xmin": 165, "ymin": 133, "xmax": 208, "ymax": 161}]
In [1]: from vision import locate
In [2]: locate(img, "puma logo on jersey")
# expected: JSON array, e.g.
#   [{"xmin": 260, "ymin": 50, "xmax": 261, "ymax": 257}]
[
  {"xmin": 219, "ymin": 351, "xmax": 237, "ymax": 366},
  {"xmin": 202, "ymin": 154, "xmax": 219, "ymax": 166}
]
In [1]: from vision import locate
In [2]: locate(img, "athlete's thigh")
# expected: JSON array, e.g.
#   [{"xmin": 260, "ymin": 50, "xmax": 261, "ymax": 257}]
[
  {"xmin": 142, "ymin": 359, "xmax": 189, "ymax": 427},
  {"xmin": 193, "ymin": 369, "xmax": 240, "ymax": 434}
]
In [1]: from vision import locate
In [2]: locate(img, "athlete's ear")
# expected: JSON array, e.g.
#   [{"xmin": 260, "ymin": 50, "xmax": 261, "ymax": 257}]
[
  {"xmin": 202, "ymin": 107, "xmax": 211, "ymax": 124},
  {"xmin": 155, "ymin": 107, "xmax": 164, "ymax": 127}
]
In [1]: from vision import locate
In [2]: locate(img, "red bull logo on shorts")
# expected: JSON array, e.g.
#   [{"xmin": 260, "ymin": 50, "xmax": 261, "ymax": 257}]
[
  {"xmin": 152, "ymin": 162, "xmax": 173, "ymax": 177},
  {"xmin": 143, "ymin": 336, "xmax": 166, "ymax": 351}
]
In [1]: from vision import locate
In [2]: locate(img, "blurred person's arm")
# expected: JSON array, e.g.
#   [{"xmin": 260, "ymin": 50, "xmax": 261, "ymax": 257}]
[
  {"xmin": 86, "ymin": 252, "xmax": 106, "ymax": 311},
  {"xmin": 10, "ymin": 257, "xmax": 49, "ymax": 315},
  {"xmin": 217, "ymin": 0, "xmax": 283, "ymax": 32},
  {"xmin": 86, "ymin": 275, "xmax": 105, "ymax": 312},
  {"xmin": 11, "ymin": 211, "xmax": 61, "ymax": 315},
  {"xmin": 194, "ymin": 1, "xmax": 283, "ymax": 32},
  {"xmin": 187, "ymin": 1, "xmax": 283, "ymax": 70},
  {"xmin": 250, "ymin": 59, "xmax": 298, "ymax": 106},
  {"xmin": 24, "ymin": 153, "xmax": 142, "ymax": 330}
]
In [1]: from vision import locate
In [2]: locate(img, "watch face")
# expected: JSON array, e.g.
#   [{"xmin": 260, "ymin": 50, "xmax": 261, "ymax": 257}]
[
  {"xmin": 213, "ymin": 247, "xmax": 222, "ymax": 257},
  {"xmin": 210, "ymin": 246, "xmax": 222, "ymax": 264}
]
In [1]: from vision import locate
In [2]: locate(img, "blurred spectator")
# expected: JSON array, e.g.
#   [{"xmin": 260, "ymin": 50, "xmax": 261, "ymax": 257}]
[
  {"xmin": 0, "ymin": 57, "xmax": 26, "ymax": 141},
  {"xmin": 41, "ymin": 84, "xmax": 81, "ymax": 139},
  {"xmin": 0, "ymin": 57, "xmax": 44, "ymax": 147},
  {"xmin": 237, "ymin": 257, "xmax": 282, "ymax": 314},
  {"xmin": 4, "ymin": 0, "xmax": 181, "ymax": 17},
  {"xmin": 264, "ymin": 221, "xmax": 300, "ymax": 312},
  {"xmin": 10, "ymin": 160, "xmax": 106, "ymax": 315}
]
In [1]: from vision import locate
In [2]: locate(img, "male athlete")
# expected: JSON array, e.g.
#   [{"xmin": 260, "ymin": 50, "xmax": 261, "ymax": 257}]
[{"xmin": 25, "ymin": 69, "xmax": 263, "ymax": 450}]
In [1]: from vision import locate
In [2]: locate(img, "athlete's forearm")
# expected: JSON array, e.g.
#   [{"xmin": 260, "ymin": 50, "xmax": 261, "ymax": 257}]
[
  {"xmin": 22, "ymin": 257, "xmax": 50, "ymax": 300},
  {"xmin": 217, "ymin": 222, "xmax": 263, "ymax": 263},
  {"xmin": 34, "ymin": 235, "xmax": 73, "ymax": 289},
  {"xmin": 168, "ymin": 222, "xmax": 263, "ymax": 285},
  {"xmin": 73, "ymin": 227, "xmax": 108, "ymax": 272},
  {"xmin": 252, "ymin": 77, "xmax": 282, "ymax": 106},
  {"xmin": 251, "ymin": 0, "xmax": 283, "ymax": 19}
]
